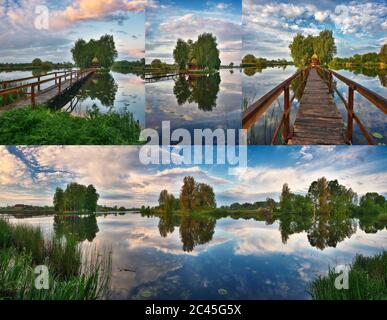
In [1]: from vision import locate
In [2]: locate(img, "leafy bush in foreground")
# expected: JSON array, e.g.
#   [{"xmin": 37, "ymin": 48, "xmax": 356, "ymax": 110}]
[{"xmin": 0, "ymin": 106, "xmax": 142, "ymax": 145}]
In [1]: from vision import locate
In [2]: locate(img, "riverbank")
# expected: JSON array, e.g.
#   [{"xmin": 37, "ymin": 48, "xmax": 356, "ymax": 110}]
[
  {"xmin": 310, "ymin": 252, "xmax": 387, "ymax": 300},
  {"xmin": 0, "ymin": 219, "xmax": 111, "ymax": 299},
  {"xmin": 0, "ymin": 106, "xmax": 142, "ymax": 145}
]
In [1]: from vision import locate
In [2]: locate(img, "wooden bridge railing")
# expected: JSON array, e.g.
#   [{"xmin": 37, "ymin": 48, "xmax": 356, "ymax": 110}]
[
  {"xmin": 316, "ymin": 66, "xmax": 387, "ymax": 145},
  {"xmin": 242, "ymin": 68, "xmax": 309, "ymax": 144},
  {"xmin": 0, "ymin": 68, "xmax": 96, "ymax": 108}
]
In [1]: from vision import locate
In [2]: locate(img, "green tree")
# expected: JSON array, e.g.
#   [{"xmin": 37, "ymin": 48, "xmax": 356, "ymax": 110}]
[
  {"xmin": 173, "ymin": 39, "xmax": 190, "ymax": 70},
  {"xmin": 194, "ymin": 183, "xmax": 216, "ymax": 209},
  {"xmin": 180, "ymin": 176, "xmax": 197, "ymax": 210},
  {"xmin": 32, "ymin": 58, "xmax": 42, "ymax": 67},
  {"xmin": 85, "ymin": 185, "xmax": 99, "ymax": 212},
  {"xmin": 312, "ymin": 30, "xmax": 337, "ymax": 66},
  {"xmin": 379, "ymin": 44, "xmax": 387, "ymax": 63},
  {"xmin": 71, "ymin": 35, "xmax": 117, "ymax": 68},
  {"xmin": 191, "ymin": 33, "xmax": 221, "ymax": 70},
  {"xmin": 53, "ymin": 187, "xmax": 65, "ymax": 212},
  {"xmin": 289, "ymin": 34, "xmax": 314, "ymax": 67},
  {"xmin": 242, "ymin": 54, "xmax": 256, "ymax": 65}
]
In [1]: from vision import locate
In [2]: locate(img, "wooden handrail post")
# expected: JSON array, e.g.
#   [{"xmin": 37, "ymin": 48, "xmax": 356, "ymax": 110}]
[
  {"xmin": 70, "ymin": 71, "xmax": 73, "ymax": 84},
  {"xmin": 283, "ymin": 85, "xmax": 290, "ymax": 141},
  {"xmin": 37, "ymin": 76, "xmax": 41, "ymax": 92},
  {"xmin": 58, "ymin": 77, "xmax": 62, "ymax": 93},
  {"xmin": 2, "ymin": 83, "xmax": 7, "ymax": 105},
  {"xmin": 328, "ymin": 72, "xmax": 333, "ymax": 94},
  {"xmin": 347, "ymin": 86, "xmax": 354, "ymax": 143},
  {"xmin": 31, "ymin": 84, "xmax": 36, "ymax": 108},
  {"xmin": 55, "ymin": 72, "xmax": 57, "ymax": 85}
]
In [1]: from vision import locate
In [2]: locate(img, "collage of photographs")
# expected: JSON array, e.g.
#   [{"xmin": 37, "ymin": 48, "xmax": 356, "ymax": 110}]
[{"xmin": 0, "ymin": 0, "xmax": 386, "ymax": 305}]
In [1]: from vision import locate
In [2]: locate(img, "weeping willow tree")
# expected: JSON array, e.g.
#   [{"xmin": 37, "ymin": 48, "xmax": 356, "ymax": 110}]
[
  {"xmin": 71, "ymin": 34, "xmax": 118, "ymax": 68},
  {"xmin": 289, "ymin": 30, "xmax": 336, "ymax": 67}
]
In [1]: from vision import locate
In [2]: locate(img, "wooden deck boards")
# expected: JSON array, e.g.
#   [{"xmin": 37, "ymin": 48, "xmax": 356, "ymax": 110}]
[
  {"xmin": 0, "ymin": 71, "xmax": 94, "ymax": 113},
  {"xmin": 290, "ymin": 68, "xmax": 347, "ymax": 145}
]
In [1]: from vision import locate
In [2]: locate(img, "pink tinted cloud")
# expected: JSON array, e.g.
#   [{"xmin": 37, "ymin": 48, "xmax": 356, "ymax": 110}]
[{"xmin": 51, "ymin": 0, "xmax": 145, "ymax": 29}]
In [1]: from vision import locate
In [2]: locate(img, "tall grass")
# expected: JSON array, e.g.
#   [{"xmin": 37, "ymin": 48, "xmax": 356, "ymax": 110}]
[
  {"xmin": 0, "ymin": 219, "xmax": 111, "ymax": 300},
  {"xmin": 310, "ymin": 252, "xmax": 387, "ymax": 300},
  {"xmin": 0, "ymin": 105, "xmax": 142, "ymax": 145}
]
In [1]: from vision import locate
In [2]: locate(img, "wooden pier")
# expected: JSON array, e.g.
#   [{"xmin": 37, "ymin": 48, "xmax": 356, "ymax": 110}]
[
  {"xmin": 291, "ymin": 68, "xmax": 346, "ymax": 144},
  {"xmin": 0, "ymin": 68, "xmax": 96, "ymax": 112},
  {"xmin": 242, "ymin": 66, "xmax": 387, "ymax": 145}
]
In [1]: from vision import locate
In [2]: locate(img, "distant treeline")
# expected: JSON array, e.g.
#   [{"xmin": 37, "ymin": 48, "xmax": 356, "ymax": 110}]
[
  {"xmin": 222, "ymin": 177, "xmax": 386, "ymax": 218},
  {"xmin": 97, "ymin": 205, "xmax": 140, "ymax": 212},
  {"xmin": 53, "ymin": 182, "xmax": 99, "ymax": 213},
  {"xmin": 241, "ymin": 54, "xmax": 292, "ymax": 67},
  {"xmin": 111, "ymin": 59, "xmax": 145, "ymax": 72},
  {"xmin": 0, "ymin": 59, "xmax": 73, "ymax": 70},
  {"xmin": 330, "ymin": 44, "xmax": 387, "ymax": 68}
]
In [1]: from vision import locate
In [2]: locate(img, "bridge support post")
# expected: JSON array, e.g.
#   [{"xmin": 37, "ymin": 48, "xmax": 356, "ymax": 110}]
[
  {"xmin": 2, "ymin": 83, "xmax": 7, "ymax": 105},
  {"xmin": 283, "ymin": 86, "xmax": 290, "ymax": 141},
  {"xmin": 31, "ymin": 84, "xmax": 36, "ymax": 108},
  {"xmin": 347, "ymin": 86, "xmax": 354, "ymax": 143}
]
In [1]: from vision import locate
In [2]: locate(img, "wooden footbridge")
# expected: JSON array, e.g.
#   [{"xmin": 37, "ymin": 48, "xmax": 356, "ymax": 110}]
[
  {"xmin": 242, "ymin": 66, "xmax": 387, "ymax": 145},
  {"xmin": 145, "ymin": 72, "xmax": 185, "ymax": 83},
  {"xmin": 0, "ymin": 68, "xmax": 96, "ymax": 112}
]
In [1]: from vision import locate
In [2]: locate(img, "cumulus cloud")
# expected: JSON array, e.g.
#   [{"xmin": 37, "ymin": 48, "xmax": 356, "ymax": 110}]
[
  {"xmin": 243, "ymin": 0, "xmax": 386, "ymax": 59},
  {"xmin": 0, "ymin": 146, "xmax": 386, "ymax": 207},
  {"xmin": 50, "ymin": 0, "xmax": 145, "ymax": 29},
  {"xmin": 146, "ymin": 2, "xmax": 241, "ymax": 64}
]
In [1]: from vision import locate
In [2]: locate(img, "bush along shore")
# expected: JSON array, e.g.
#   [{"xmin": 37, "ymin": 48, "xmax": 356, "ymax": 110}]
[
  {"xmin": 0, "ymin": 105, "xmax": 142, "ymax": 145},
  {"xmin": 0, "ymin": 219, "xmax": 111, "ymax": 300},
  {"xmin": 310, "ymin": 252, "xmax": 387, "ymax": 300}
]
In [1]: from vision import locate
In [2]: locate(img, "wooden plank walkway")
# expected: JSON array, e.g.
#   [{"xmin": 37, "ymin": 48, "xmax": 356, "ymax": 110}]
[
  {"xmin": 0, "ymin": 70, "xmax": 94, "ymax": 113},
  {"xmin": 290, "ymin": 68, "xmax": 347, "ymax": 145}
]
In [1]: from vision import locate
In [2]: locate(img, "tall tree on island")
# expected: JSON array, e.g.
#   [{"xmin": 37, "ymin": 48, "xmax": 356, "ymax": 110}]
[
  {"xmin": 180, "ymin": 176, "xmax": 196, "ymax": 210},
  {"xmin": 289, "ymin": 30, "xmax": 336, "ymax": 67},
  {"xmin": 53, "ymin": 187, "xmax": 65, "ymax": 212},
  {"xmin": 379, "ymin": 44, "xmax": 387, "ymax": 64},
  {"xmin": 191, "ymin": 33, "xmax": 221, "ymax": 70},
  {"xmin": 85, "ymin": 184, "xmax": 99, "ymax": 212},
  {"xmin": 173, "ymin": 39, "xmax": 190, "ymax": 70},
  {"xmin": 71, "ymin": 34, "xmax": 117, "ymax": 68}
]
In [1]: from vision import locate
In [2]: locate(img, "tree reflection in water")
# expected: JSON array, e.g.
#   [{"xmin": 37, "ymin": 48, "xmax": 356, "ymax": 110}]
[
  {"xmin": 156, "ymin": 209, "xmax": 217, "ymax": 252},
  {"xmin": 173, "ymin": 73, "xmax": 221, "ymax": 111},
  {"xmin": 53, "ymin": 214, "xmax": 99, "ymax": 242},
  {"xmin": 78, "ymin": 71, "xmax": 118, "ymax": 108}
]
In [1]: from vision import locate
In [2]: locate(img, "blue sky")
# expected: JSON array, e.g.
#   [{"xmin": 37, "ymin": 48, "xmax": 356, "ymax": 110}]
[
  {"xmin": 243, "ymin": 0, "xmax": 387, "ymax": 60},
  {"xmin": 0, "ymin": 0, "xmax": 145, "ymax": 63},
  {"xmin": 0, "ymin": 146, "xmax": 386, "ymax": 207},
  {"xmin": 146, "ymin": 0, "xmax": 242, "ymax": 64}
]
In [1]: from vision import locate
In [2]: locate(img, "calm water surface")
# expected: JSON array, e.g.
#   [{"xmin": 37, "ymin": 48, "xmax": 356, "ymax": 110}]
[
  {"xmin": 7, "ymin": 212, "xmax": 387, "ymax": 300},
  {"xmin": 145, "ymin": 69, "xmax": 242, "ymax": 144},
  {"xmin": 243, "ymin": 66, "xmax": 387, "ymax": 145},
  {"xmin": 0, "ymin": 70, "xmax": 145, "ymax": 126}
]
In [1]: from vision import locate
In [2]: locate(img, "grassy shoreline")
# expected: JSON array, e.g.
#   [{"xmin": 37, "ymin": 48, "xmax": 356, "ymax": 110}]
[
  {"xmin": 0, "ymin": 219, "xmax": 111, "ymax": 300},
  {"xmin": 310, "ymin": 252, "xmax": 387, "ymax": 300}
]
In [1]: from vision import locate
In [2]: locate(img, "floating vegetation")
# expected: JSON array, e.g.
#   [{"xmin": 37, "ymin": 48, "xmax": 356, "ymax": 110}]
[{"xmin": 218, "ymin": 288, "xmax": 228, "ymax": 295}]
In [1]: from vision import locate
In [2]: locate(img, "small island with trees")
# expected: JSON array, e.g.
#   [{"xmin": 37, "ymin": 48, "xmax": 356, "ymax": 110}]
[{"xmin": 146, "ymin": 32, "xmax": 228, "ymax": 76}]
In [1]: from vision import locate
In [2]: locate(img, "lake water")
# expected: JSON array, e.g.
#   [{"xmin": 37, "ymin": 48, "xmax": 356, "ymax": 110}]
[
  {"xmin": 243, "ymin": 66, "xmax": 387, "ymax": 145},
  {"xmin": 0, "ymin": 70, "xmax": 145, "ymax": 127},
  {"xmin": 6, "ymin": 211, "xmax": 386, "ymax": 300},
  {"xmin": 145, "ymin": 69, "xmax": 242, "ymax": 144}
]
